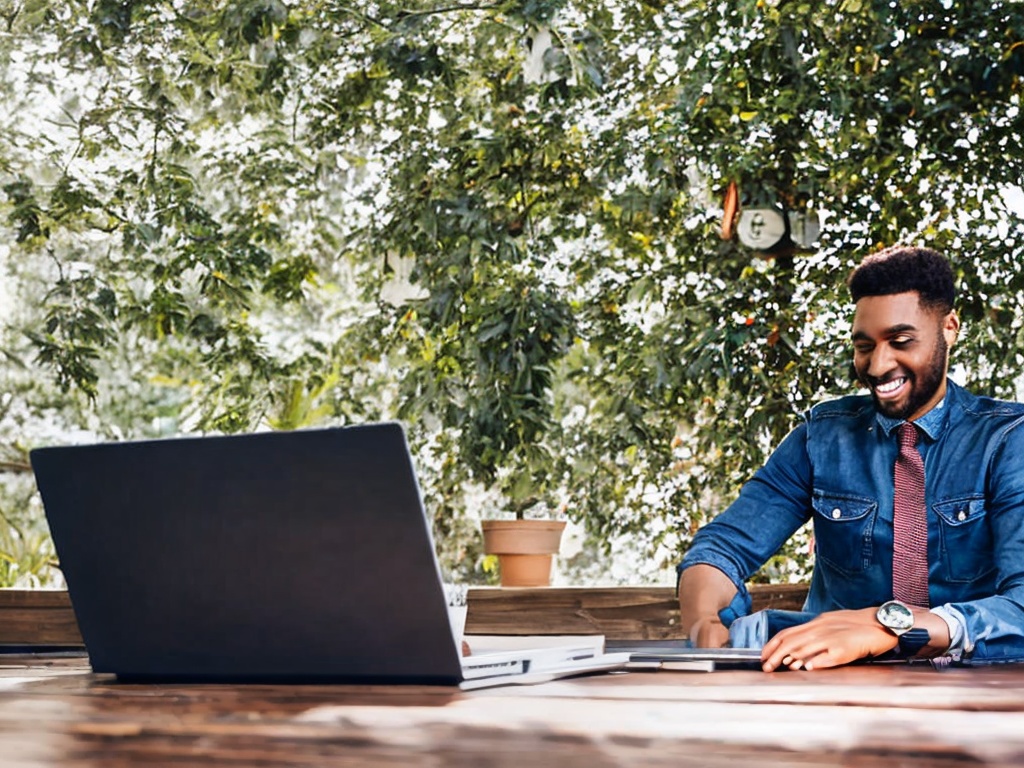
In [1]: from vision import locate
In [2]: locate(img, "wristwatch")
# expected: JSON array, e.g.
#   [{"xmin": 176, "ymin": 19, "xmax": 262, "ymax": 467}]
[{"xmin": 876, "ymin": 600, "xmax": 930, "ymax": 658}]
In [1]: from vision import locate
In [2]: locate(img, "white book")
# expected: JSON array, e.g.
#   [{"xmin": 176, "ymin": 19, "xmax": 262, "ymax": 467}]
[
  {"xmin": 465, "ymin": 634, "xmax": 606, "ymax": 654},
  {"xmin": 459, "ymin": 635, "xmax": 625, "ymax": 689},
  {"xmin": 459, "ymin": 652, "xmax": 631, "ymax": 691},
  {"xmin": 459, "ymin": 653, "xmax": 527, "ymax": 680},
  {"xmin": 461, "ymin": 635, "xmax": 605, "ymax": 677}
]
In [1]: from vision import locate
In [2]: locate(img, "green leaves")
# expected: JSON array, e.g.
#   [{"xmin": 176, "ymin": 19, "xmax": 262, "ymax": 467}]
[
  {"xmin": 2, "ymin": 177, "xmax": 44, "ymax": 243},
  {"xmin": 222, "ymin": 0, "xmax": 288, "ymax": 46},
  {"xmin": 3, "ymin": 0, "xmax": 1023, "ymax": 585},
  {"xmin": 23, "ymin": 271, "xmax": 116, "ymax": 398}
]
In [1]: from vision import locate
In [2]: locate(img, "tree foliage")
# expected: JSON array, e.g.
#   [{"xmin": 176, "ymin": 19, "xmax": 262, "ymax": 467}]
[{"xmin": 1, "ymin": 0, "xmax": 1022, "ymax": 585}]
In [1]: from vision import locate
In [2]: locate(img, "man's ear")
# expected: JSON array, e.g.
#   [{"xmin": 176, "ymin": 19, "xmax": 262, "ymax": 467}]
[{"xmin": 943, "ymin": 311, "xmax": 960, "ymax": 347}]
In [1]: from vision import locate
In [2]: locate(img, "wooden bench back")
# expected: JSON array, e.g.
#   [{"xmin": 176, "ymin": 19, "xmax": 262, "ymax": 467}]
[
  {"xmin": 0, "ymin": 584, "xmax": 810, "ymax": 646},
  {"xmin": 466, "ymin": 584, "xmax": 809, "ymax": 639}
]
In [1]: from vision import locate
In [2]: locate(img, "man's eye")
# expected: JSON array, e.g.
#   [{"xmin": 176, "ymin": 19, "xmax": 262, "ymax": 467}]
[{"xmin": 892, "ymin": 337, "xmax": 914, "ymax": 347}]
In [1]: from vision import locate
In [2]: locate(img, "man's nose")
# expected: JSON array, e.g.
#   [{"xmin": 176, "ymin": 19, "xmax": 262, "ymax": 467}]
[{"xmin": 866, "ymin": 345, "xmax": 895, "ymax": 378}]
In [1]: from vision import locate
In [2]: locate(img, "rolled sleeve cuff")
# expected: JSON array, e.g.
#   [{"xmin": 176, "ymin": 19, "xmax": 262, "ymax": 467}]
[
  {"xmin": 930, "ymin": 604, "xmax": 968, "ymax": 661},
  {"xmin": 677, "ymin": 551, "xmax": 748, "ymax": 593},
  {"xmin": 717, "ymin": 588, "xmax": 753, "ymax": 628},
  {"xmin": 675, "ymin": 559, "xmax": 753, "ymax": 629}
]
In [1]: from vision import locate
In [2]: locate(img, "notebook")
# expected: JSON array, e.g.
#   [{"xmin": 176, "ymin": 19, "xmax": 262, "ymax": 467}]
[{"xmin": 30, "ymin": 423, "xmax": 624, "ymax": 686}]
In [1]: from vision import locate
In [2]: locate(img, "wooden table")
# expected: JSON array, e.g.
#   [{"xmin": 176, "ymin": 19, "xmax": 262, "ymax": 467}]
[{"xmin": 4, "ymin": 653, "xmax": 1024, "ymax": 767}]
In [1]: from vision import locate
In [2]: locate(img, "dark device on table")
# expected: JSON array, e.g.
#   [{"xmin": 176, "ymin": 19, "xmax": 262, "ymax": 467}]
[{"xmin": 31, "ymin": 423, "xmax": 467, "ymax": 684}]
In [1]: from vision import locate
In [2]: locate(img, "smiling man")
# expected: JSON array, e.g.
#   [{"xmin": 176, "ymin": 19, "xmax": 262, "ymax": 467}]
[{"xmin": 677, "ymin": 245, "xmax": 1024, "ymax": 670}]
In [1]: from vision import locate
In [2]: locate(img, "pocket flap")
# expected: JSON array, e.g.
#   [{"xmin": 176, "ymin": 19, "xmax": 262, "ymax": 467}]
[
  {"xmin": 933, "ymin": 497, "xmax": 985, "ymax": 527},
  {"xmin": 812, "ymin": 493, "xmax": 876, "ymax": 522}
]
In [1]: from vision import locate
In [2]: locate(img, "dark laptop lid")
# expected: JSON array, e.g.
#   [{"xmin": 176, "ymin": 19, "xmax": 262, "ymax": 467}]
[{"xmin": 30, "ymin": 423, "xmax": 464, "ymax": 684}]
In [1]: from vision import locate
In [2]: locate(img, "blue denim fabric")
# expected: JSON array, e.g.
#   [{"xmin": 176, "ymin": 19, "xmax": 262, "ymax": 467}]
[
  {"xmin": 678, "ymin": 380, "xmax": 1024, "ymax": 663},
  {"xmin": 728, "ymin": 610, "xmax": 818, "ymax": 649}
]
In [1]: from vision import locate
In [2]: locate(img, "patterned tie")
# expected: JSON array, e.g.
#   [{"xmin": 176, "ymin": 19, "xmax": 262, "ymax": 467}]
[{"xmin": 893, "ymin": 423, "xmax": 929, "ymax": 606}]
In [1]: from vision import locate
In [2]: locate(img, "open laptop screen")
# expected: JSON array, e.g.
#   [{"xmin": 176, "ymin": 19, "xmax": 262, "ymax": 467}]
[{"xmin": 31, "ymin": 423, "xmax": 465, "ymax": 684}]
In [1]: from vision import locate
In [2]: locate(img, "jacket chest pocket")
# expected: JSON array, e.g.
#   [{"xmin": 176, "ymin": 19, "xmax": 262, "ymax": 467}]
[
  {"xmin": 933, "ymin": 497, "xmax": 993, "ymax": 583},
  {"xmin": 812, "ymin": 492, "xmax": 877, "ymax": 575}
]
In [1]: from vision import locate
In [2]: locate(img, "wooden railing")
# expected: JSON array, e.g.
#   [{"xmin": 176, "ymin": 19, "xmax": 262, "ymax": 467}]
[
  {"xmin": 0, "ymin": 590, "xmax": 84, "ymax": 647},
  {"xmin": 0, "ymin": 584, "xmax": 810, "ymax": 647},
  {"xmin": 465, "ymin": 584, "xmax": 809, "ymax": 639}
]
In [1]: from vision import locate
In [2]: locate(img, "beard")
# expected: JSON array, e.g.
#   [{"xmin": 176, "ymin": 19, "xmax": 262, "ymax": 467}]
[{"xmin": 864, "ymin": 335, "xmax": 948, "ymax": 421}]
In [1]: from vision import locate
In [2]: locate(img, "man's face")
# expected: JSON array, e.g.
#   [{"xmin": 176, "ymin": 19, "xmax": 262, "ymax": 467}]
[{"xmin": 851, "ymin": 291, "xmax": 960, "ymax": 422}]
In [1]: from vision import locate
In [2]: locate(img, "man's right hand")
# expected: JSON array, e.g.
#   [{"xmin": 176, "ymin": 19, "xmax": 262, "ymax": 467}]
[
  {"xmin": 678, "ymin": 564, "xmax": 739, "ymax": 648},
  {"xmin": 688, "ymin": 615, "xmax": 731, "ymax": 648}
]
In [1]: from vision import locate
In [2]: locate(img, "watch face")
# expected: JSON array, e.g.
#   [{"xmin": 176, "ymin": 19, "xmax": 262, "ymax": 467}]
[{"xmin": 877, "ymin": 600, "xmax": 914, "ymax": 631}]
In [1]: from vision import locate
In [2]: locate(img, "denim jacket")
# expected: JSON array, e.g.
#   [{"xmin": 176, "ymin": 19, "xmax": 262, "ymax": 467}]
[{"xmin": 678, "ymin": 380, "xmax": 1024, "ymax": 663}]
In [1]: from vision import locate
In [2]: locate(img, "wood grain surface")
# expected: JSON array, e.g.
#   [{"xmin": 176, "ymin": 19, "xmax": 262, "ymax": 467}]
[
  {"xmin": 0, "ymin": 590, "xmax": 83, "ymax": 647},
  {"xmin": 464, "ymin": 584, "xmax": 810, "ymax": 638},
  {"xmin": 2, "ymin": 655, "xmax": 1024, "ymax": 767}
]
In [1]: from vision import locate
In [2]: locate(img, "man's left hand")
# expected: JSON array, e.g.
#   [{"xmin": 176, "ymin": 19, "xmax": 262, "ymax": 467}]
[{"xmin": 760, "ymin": 608, "xmax": 897, "ymax": 672}]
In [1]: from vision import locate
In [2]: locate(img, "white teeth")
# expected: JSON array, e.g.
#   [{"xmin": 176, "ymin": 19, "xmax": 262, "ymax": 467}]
[{"xmin": 875, "ymin": 377, "xmax": 905, "ymax": 394}]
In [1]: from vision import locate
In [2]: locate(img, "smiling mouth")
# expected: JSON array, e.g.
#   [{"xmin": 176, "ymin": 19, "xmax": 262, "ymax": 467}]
[{"xmin": 873, "ymin": 376, "xmax": 907, "ymax": 396}]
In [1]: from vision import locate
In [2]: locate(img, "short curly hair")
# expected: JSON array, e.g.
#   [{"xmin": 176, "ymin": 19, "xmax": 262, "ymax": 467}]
[{"xmin": 848, "ymin": 245, "xmax": 955, "ymax": 313}]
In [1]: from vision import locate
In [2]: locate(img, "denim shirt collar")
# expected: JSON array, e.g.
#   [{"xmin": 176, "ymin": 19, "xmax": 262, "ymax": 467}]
[{"xmin": 875, "ymin": 378, "xmax": 955, "ymax": 442}]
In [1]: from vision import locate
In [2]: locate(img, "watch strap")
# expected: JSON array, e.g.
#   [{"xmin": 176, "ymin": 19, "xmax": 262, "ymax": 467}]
[{"xmin": 896, "ymin": 628, "xmax": 931, "ymax": 658}]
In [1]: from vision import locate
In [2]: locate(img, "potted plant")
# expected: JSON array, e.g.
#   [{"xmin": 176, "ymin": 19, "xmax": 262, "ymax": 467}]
[
  {"xmin": 400, "ymin": 270, "xmax": 576, "ymax": 587},
  {"xmin": 481, "ymin": 494, "xmax": 566, "ymax": 588}
]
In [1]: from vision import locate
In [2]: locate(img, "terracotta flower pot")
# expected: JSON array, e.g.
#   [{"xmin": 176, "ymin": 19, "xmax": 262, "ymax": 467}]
[{"xmin": 481, "ymin": 519, "xmax": 566, "ymax": 587}]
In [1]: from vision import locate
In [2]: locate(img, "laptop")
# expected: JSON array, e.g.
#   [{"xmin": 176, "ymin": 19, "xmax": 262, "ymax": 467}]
[
  {"xmin": 30, "ymin": 423, "xmax": 501, "ymax": 684},
  {"xmin": 607, "ymin": 641, "xmax": 764, "ymax": 670}
]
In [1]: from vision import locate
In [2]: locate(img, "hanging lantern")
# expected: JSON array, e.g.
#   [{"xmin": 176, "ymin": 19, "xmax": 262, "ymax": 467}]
[
  {"xmin": 787, "ymin": 210, "xmax": 820, "ymax": 249},
  {"xmin": 736, "ymin": 207, "xmax": 787, "ymax": 251},
  {"xmin": 720, "ymin": 181, "xmax": 822, "ymax": 255}
]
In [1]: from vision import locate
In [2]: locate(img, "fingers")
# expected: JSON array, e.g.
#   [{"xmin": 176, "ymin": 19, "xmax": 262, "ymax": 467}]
[
  {"xmin": 766, "ymin": 648, "xmax": 827, "ymax": 672},
  {"xmin": 764, "ymin": 650, "xmax": 811, "ymax": 672},
  {"xmin": 762, "ymin": 631, "xmax": 832, "ymax": 672}
]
